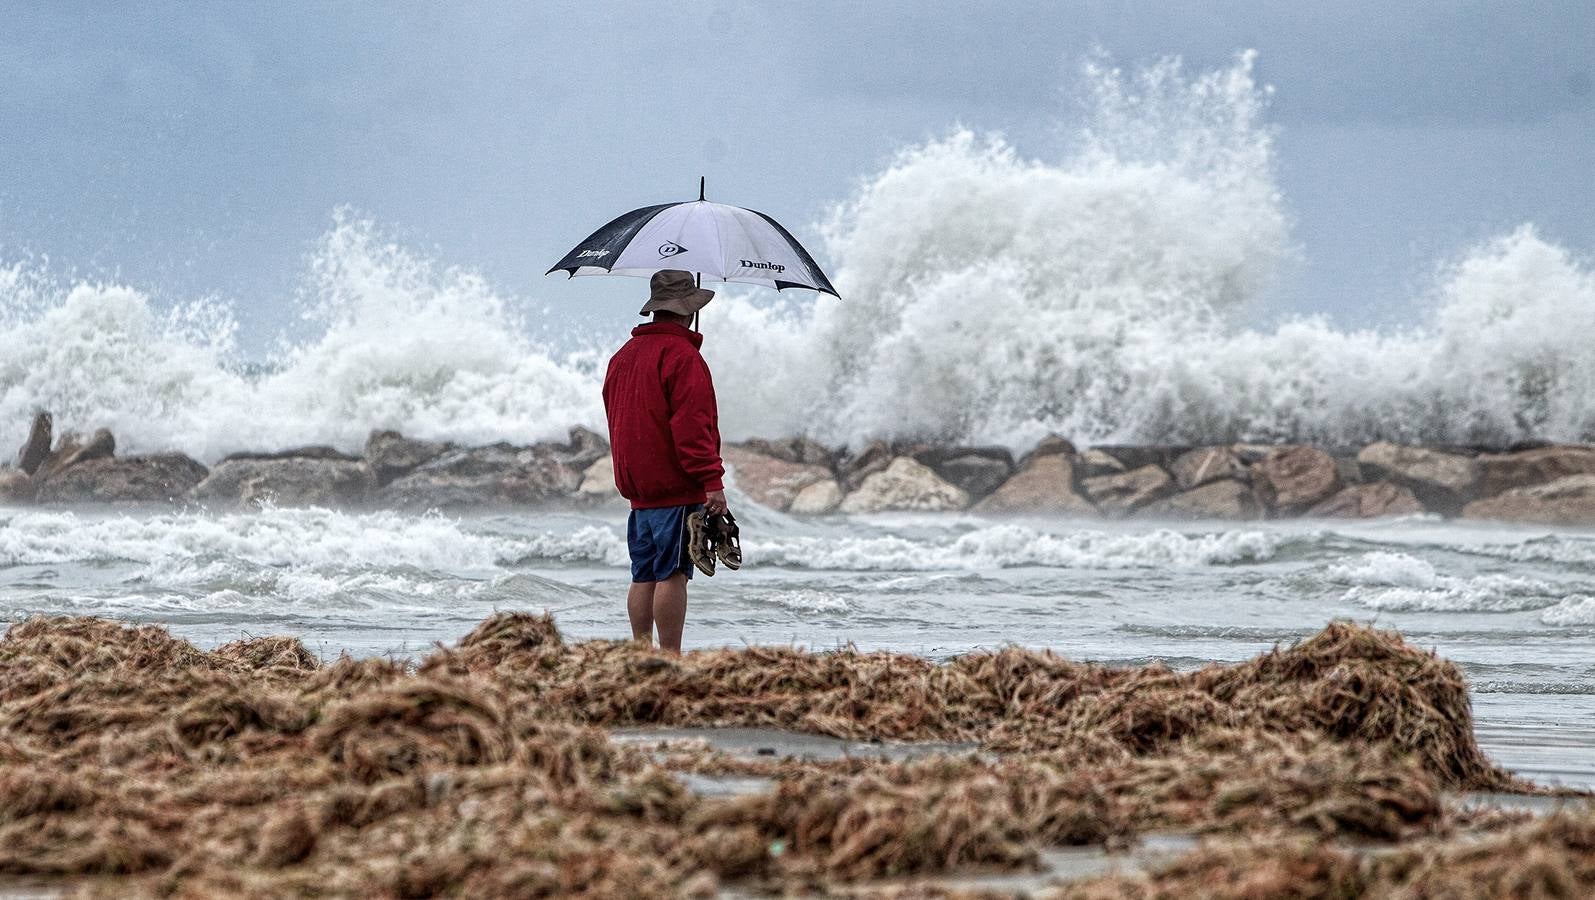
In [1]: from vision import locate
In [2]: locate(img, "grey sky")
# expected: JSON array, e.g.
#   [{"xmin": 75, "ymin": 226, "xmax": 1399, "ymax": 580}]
[{"xmin": 1, "ymin": 1, "xmax": 1591, "ymax": 348}]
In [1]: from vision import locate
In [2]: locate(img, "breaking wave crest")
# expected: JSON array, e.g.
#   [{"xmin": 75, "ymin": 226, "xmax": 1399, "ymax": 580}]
[{"xmin": 2, "ymin": 52, "xmax": 1593, "ymax": 459}]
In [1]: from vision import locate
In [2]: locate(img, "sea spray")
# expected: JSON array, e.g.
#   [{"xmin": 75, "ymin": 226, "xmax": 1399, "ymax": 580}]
[
  {"xmin": 2, "ymin": 54, "xmax": 1594, "ymax": 458},
  {"xmin": 0, "ymin": 214, "xmax": 606, "ymax": 460}
]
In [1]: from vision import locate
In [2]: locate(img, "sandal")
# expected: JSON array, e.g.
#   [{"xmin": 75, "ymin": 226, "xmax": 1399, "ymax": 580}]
[
  {"xmin": 686, "ymin": 510, "xmax": 716, "ymax": 577},
  {"xmin": 708, "ymin": 512, "xmax": 742, "ymax": 571}
]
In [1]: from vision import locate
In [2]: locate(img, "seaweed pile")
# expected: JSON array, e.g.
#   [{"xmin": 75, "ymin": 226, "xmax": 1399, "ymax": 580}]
[{"xmin": 0, "ymin": 612, "xmax": 1564, "ymax": 897}]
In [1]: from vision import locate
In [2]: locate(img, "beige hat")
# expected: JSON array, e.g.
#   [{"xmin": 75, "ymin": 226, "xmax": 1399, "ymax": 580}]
[{"xmin": 639, "ymin": 270, "xmax": 715, "ymax": 317}]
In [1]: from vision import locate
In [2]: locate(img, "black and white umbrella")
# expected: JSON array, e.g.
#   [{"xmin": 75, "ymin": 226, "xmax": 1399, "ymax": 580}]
[{"xmin": 547, "ymin": 179, "xmax": 838, "ymax": 297}]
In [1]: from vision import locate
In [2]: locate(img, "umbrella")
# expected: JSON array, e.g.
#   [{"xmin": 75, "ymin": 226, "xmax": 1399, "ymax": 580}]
[{"xmin": 547, "ymin": 178, "xmax": 839, "ymax": 298}]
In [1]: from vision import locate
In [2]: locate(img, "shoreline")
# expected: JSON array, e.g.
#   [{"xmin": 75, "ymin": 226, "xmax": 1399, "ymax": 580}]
[
  {"xmin": 0, "ymin": 613, "xmax": 1589, "ymax": 897},
  {"xmin": 3, "ymin": 411, "xmax": 1595, "ymax": 524}
]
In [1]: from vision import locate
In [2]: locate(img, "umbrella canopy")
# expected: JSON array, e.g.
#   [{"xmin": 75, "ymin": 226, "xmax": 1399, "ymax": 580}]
[{"xmin": 547, "ymin": 187, "xmax": 838, "ymax": 297}]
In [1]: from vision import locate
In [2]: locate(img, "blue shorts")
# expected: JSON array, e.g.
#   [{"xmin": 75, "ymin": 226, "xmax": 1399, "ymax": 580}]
[{"xmin": 627, "ymin": 504, "xmax": 702, "ymax": 583}]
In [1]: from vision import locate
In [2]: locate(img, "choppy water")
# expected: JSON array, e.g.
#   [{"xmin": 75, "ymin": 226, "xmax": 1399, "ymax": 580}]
[{"xmin": 2, "ymin": 501, "xmax": 1592, "ymax": 785}]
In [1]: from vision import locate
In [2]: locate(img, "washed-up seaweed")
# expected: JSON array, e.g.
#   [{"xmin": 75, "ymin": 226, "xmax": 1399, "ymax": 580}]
[{"xmin": 0, "ymin": 612, "xmax": 1557, "ymax": 897}]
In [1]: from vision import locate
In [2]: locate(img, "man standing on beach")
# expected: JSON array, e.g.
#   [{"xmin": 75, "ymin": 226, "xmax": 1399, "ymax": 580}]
[{"xmin": 602, "ymin": 270, "xmax": 728, "ymax": 655}]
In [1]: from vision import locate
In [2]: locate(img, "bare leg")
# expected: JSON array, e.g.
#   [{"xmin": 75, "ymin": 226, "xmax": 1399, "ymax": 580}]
[
  {"xmin": 627, "ymin": 581, "xmax": 655, "ymax": 644},
  {"xmin": 652, "ymin": 572, "xmax": 689, "ymax": 654}
]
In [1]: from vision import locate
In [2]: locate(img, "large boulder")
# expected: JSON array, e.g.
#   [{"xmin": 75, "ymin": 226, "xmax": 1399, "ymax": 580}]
[
  {"xmin": 1091, "ymin": 445, "xmax": 1192, "ymax": 471},
  {"xmin": 838, "ymin": 441, "xmax": 893, "ymax": 491},
  {"xmin": 54, "ymin": 428, "xmax": 116, "ymax": 472},
  {"xmin": 1076, "ymin": 449, "xmax": 1128, "ymax": 479},
  {"xmin": 1139, "ymin": 479, "xmax": 1260, "ymax": 521},
  {"xmin": 1080, "ymin": 464, "xmax": 1174, "ymax": 517},
  {"xmin": 378, "ymin": 444, "xmax": 580, "ymax": 509},
  {"xmin": 543, "ymin": 426, "xmax": 610, "ymax": 470},
  {"xmin": 194, "ymin": 458, "xmax": 376, "ymax": 508},
  {"xmin": 1307, "ymin": 482, "xmax": 1425, "ymax": 519},
  {"xmin": 1252, "ymin": 446, "xmax": 1341, "ymax": 514},
  {"xmin": 1356, "ymin": 442, "xmax": 1479, "ymax": 513},
  {"xmin": 723, "ymin": 445, "xmax": 832, "ymax": 512},
  {"xmin": 1019, "ymin": 435, "xmax": 1077, "ymax": 463},
  {"xmin": 838, "ymin": 457, "xmax": 969, "ymax": 513},
  {"xmin": 576, "ymin": 455, "xmax": 621, "ymax": 502},
  {"xmin": 1474, "ymin": 446, "xmax": 1595, "ymax": 499},
  {"xmin": 33, "ymin": 432, "xmax": 86, "ymax": 482},
  {"xmin": 16, "ymin": 412, "xmax": 51, "ymax": 475},
  {"xmin": 364, "ymin": 431, "xmax": 452, "ymax": 485},
  {"xmin": 788, "ymin": 479, "xmax": 844, "ymax": 515},
  {"xmin": 0, "ymin": 466, "xmax": 36, "ymax": 503},
  {"xmin": 1462, "ymin": 474, "xmax": 1595, "ymax": 525},
  {"xmin": 37, "ymin": 454, "xmax": 208, "ymax": 504},
  {"xmin": 223, "ymin": 445, "xmax": 360, "ymax": 462},
  {"xmin": 974, "ymin": 453, "xmax": 1096, "ymax": 516},
  {"xmin": 919, "ymin": 448, "xmax": 1014, "ymax": 500},
  {"xmin": 736, "ymin": 437, "xmax": 834, "ymax": 468},
  {"xmin": 1169, "ymin": 446, "xmax": 1249, "ymax": 490}
]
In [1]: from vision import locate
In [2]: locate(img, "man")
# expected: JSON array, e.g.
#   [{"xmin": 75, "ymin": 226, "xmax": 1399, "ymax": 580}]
[{"xmin": 602, "ymin": 269, "xmax": 729, "ymax": 654}]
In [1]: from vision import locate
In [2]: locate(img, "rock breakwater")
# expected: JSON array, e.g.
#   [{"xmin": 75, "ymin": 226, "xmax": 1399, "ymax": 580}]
[{"xmin": 3, "ymin": 411, "xmax": 1594, "ymax": 523}]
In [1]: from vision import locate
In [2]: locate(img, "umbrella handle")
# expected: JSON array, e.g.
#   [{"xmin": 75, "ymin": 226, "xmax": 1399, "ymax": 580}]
[{"xmin": 693, "ymin": 271, "xmax": 701, "ymax": 332}]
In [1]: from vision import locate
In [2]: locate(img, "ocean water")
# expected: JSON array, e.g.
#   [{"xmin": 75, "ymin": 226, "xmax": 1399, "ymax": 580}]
[{"xmin": 1, "ymin": 501, "xmax": 1592, "ymax": 785}]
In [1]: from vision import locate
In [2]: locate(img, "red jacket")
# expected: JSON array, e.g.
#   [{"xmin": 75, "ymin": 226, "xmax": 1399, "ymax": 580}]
[{"xmin": 602, "ymin": 323, "xmax": 724, "ymax": 509}]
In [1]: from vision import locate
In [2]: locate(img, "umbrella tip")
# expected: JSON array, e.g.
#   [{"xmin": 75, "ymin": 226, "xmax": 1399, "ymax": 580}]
[{"xmin": 698, "ymin": 176, "xmax": 705, "ymax": 202}]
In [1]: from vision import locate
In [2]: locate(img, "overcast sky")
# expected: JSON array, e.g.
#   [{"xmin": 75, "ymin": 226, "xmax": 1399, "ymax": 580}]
[{"xmin": 1, "ymin": 1, "xmax": 1591, "ymax": 347}]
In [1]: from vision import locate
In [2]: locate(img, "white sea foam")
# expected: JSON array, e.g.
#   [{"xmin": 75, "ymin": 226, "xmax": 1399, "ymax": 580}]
[
  {"xmin": 3, "ymin": 54, "xmax": 1594, "ymax": 458},
  {"xmin": 749, "ymin": 525, "xmax": 1279, "ymax": 571},
  {"xmin": 0, "ymin": 215, "xmax": 604, "ymax": 461},
  {"xmin": 758, "ymin": 590, "xmax": 851, "ymax": 614},
  {"xmin": 1541, "ymin": 595, "xmax": 1595, "ymax": 626},
  {"xmin": 1327, "ymin": 551, "xmax": 1572, "ymax": 613}
]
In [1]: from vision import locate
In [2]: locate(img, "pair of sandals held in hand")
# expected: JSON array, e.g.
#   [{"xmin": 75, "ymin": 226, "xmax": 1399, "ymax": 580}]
[{"xmin": 687, "ymin": 510, "xmax": 741, "ymax": 576}]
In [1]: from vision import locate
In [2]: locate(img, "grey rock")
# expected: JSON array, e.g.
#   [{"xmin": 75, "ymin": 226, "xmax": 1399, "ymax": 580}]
[
  {"xmin": 1230, "ymin": 443, "xmax": 1282, "ymax": 465},
  {"xmin": 1077, "ymin": 449, "xmax": 1128, "ymax": 479},
  {"xmin": 838, "ymin": 441, "xmax": 893, "ymax": 491},
  {"xmin": 788, "ymin": 479, "xmax": 844, "ymax": 515},
  {"xmin": 926, "ymin": 452, "xmax": 1013, "ymax": 500},
  {"xmin": 1333, "ymin": 456, "xmax": 1364, "ymax": 487},
  {"xmin": 364, "ymin": 430, "xmax": 452, "ymax": 485},
  {"xmin": 55, "ymin": 428, "xmax": 115, "ymax": 472},
  {"xmin": 1475, "ymin": 446, "xmax": 1595, "ymax": 499},
  {"xmin": 378, "ymin": 444, "xmax": 580, "ymax": 509},
  {"xmin": 974, "ymin": 453, "xmax": 1096, "ymax": 516},
  {"xmin": 544, "ymin": 426, "xmax": 610, "ymax": 470},
  {"xmin": 37, "ymin": 454, "xmax": 208, "ymax": 504},
  {"xmin": 1308, "ymin": 482, "xmax": 1425, "ymax": 519},
  {"xmin": 33, "ymin": 432, "xmax": 86, "ymax": 482},
  {"xmin": 223, "ymin": 445, "xmax": 361, "ymax": 463},
  {"xmin": 1091, "ymin": 445, "xmax": 1193, "ymax": 471},
  {"xmin": 1463, "ymin": 474, "xmax": 1595, "ymax": 525},
  {"xmin": 1253, "ymin": 446, "xmax": 1341, "ymax": 514},
  {"xmin": 1019, "ymin": 435, "xmax": 1077, "ymax": 464},
  {"xmin": 722, "ymin": 445, "xmax": 832, "ymax": 512},
  {"xmin": 0, "ymin": 466, "xmax": 36, "ymax": 503},
  {"xmin": 1169, "ymin": 447, "xmax": 1248, "ymax": 490},
  {"xmin": 17, "ymin": 412, "xmax": 51, "ymax": 475},
  {"xmin": 576, "ymin": 455, "xmax": 619, "ymax": 499},
  {"xmin": 1356, "ymin": 442, "xmax": 1478, "ymax": 514},
  {"xmin": 195, "ymin": 458, "xmax": 375, "ymax": 508},
  {"xmin": 737, "ymin": 437, "xmax": 834, "ymax": 468},
  {"xmin": 1140, "ymin": 479, "xmax": 1260, "ymax": 520},
  {"xmin": 1080, "ymin": 464, "xmax": 1175, "ymax": 517},
  {"xmin": 839, "ymin": 457, "xmax": 970, "ymax": 513}
]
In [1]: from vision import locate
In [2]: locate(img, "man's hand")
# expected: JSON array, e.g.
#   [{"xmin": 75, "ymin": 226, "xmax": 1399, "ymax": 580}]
[{"xmin": 704, "ymin": 490, "xmax": 729, "ymax": 516}]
